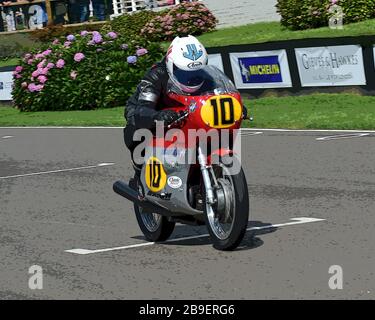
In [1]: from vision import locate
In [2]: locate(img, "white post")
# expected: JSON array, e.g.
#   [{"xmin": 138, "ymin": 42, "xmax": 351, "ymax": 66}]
[
  {"xmin": 131, "ymin": 0, "xmax": 137, "ymax": 12},
  {"xmin": 89, "ymin": 0, "xmax": 94, "ymax": 18},
  {"xmin": 112, "ymin": 0, "xmax": 119, "ymax": 15},
  {"xmin": 175, "ymin": 0, "xmax": 181, "ymax": 4}
]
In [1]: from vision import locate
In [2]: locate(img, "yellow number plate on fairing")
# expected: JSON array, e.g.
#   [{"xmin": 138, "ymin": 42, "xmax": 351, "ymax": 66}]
[
  {"xmin": 145, "ymin": 157, "xmax": 167, "ymax": 193},
  {"xmin": 200, "ymin": 95, "xmax": 242, "ymax": 129}
]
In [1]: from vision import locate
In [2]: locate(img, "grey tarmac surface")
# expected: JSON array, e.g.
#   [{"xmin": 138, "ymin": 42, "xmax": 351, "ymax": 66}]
[
  {"xmin": 202, "ymin": 0, "xmax": 280, "ymax": 28},
  {"xmin": 0, "ymin": 128, "xmax": 374, "ymax": 299}
]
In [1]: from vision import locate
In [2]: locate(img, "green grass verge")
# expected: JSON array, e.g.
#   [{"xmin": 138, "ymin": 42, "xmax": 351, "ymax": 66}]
[
  {"xmin": 244, "ymin": 93, "xmax": 375, "ymax": 130},
  {"xmin": 1, "ymin": 93, "xmax": 374, "ymax": 129},
  {"xmin": 0, "ymin": 58, "xmax": 20, "ymax": 68},
  {"xmin": 0, "ymin": 105, "xmax": 125, "ymax": 127},
  {"xmin": 198, "ymin": 19, "xmax": 375, "ymax": 47}
]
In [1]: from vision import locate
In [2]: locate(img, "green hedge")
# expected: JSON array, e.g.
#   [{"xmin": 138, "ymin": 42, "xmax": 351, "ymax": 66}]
[
  {"xmin": 276, "ymin": 0, "xmax": 375, "ymax": 30},
  {"xmin": 0, "ymin": 33, "xmax": 41, "ymax": 59},
  {"xmin": 101, "ymin": 10, "xmax": 158, "ymax": 41},
  {"xmin": 12, "ymin": 31, "xmax": 164, "ymax": 111}
]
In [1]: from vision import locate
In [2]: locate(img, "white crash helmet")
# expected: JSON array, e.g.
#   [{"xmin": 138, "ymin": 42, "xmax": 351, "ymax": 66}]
[{"xmin": 166, "ymin": 35, "xmax": 208, "ymax": 94}]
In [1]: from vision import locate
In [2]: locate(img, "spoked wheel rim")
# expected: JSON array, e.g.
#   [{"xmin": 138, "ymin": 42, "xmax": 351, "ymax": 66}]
[
  {"xmin": 139, "ymin": 208, "xmax": 162, "ymax": 232},
  {"xmin": 206, "ymin": 164, "xmax": 235, "ymax": 240}
]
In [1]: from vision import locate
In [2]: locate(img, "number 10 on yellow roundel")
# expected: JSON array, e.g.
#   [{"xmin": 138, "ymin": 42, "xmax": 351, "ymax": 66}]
[
  {"xmin": 145, "ymin": 157, "xmax": 167, "ymax": 193},
  {"xmin": 200, "ymin": 95, "xmax": 242, "ymax": 129}
]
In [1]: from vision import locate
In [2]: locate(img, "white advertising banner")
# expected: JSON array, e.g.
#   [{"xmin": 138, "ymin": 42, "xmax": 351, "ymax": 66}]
[
  {"xmin": 208, "ymin": 53, "xmax": 224, "ymax": 72},
  {"xmin": 295, "ymin": 45, "xmax": 366, "ymax": 87},
  {"xmin": 0, "ymin": 72, "xmax": 14, "ymax": 101},
  {"xmin": 229, "ymin": 50, "xmax": 292, "ymax": 89}
]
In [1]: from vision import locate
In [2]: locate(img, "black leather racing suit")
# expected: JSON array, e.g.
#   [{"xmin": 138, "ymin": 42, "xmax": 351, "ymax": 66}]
[{"xmin": 124, "ymin": 58, "xmax": 183, "ymax": 153}]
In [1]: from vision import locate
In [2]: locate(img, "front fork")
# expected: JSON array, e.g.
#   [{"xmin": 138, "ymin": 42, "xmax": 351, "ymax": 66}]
[{"xmin": 198, "ymin": 147, "xmax": 217, "ymax": 205}]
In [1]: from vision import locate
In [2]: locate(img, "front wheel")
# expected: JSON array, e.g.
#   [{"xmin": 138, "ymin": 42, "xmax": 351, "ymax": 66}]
[
  {"xmin": 134, "ymin": 205, "xmax": 175, "ymax": 242},
  {"xmin": 131, "ymin": 174, "xmax": 175, "ymax": 242},
  {"xmin": 203, "ymin": 157, "xmax": 249, "ymax": 251}
]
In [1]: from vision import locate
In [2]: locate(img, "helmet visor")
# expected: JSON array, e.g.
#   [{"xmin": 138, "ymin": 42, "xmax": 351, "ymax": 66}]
[{"xmin": 173, "ymin": 65, "xmax": 206, "ymax": 88}]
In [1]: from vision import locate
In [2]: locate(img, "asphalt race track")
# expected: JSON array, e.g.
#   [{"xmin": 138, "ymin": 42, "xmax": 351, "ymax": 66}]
[{"xmin": 0, "ymin": 128, "xmax": 374, "ymax": 299}]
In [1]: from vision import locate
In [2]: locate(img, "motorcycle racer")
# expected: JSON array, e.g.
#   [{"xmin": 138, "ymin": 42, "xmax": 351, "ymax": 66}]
[
  {"xmin": 124, "ymin": 35, "xmax": 209, "ymax": 149},
  {"xmin": 123, "ymin": 35, "xmax": 247, "ymax": 188}
]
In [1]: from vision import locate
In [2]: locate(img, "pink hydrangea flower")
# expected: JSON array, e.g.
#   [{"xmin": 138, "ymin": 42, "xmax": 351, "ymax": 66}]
[
  {"xmin": 34, "ymin": 84, "xmax": 44, "ymax": 92},
  {"xmin": 37, "ymin": 59, "xmax": 46, "ymax": 69},
  {"xmin": 46, "ymin": 62, "xmax": 55, "ymax": 69},
  {"xmin": 21, "ymin": 82, "xmax": 28, "ymax": 88},
  {"xmin": 37, "ymin": 75, "xmax": 48, "ymax": 84},
  {"xmin": 136, "ymin": 48, "xmax": 148, "ymax": 56},
  {"xmin": 15, "ymin": 66, "xmax": 23, "ymax": 73},
  {"xmin": 28, "ymin": 83, "xmax": 37, "ymax": 92},
  {"xmin": 35, "ymin": 67, "xmax": 48, "ymax": 76},
  {"xmin": 107, "ymin": 31, "xmax": 117, "ymax": 39},
  {"xmin": 56, "ymin": 59, "xmax": 65, "ymax": 68},
  {"xmin": 42, "ymin": 49, "xmax": 52, "ymax": 56},
  {"xmin": 32, "ymin": 70, "xmax": 40, "ymax": 78},
  {"xmin": 74, "ymin": 53, "xmax": 85, "ymax": 62},
  {"xmin": 70, "ymin": 71, "xmax": 78, "ymax": 80},
  {"xmin": 66, "ymin": 34, "xmax": 75, "ymax": 41}
]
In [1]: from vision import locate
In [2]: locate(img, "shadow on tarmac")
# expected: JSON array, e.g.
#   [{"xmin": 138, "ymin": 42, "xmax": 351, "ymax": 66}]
[{"xmin": 132, "ymin": 221, "xmax": 277, "ymax": 251}]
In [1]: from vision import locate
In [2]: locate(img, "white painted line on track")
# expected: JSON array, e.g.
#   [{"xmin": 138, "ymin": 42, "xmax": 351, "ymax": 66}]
[
  {"xmin": 65, "ymin": 217, "xmax": 325, "ymax": 255},
  {"xmin": 241, "ymin": 128, "xmax": 375, "ymax": 133},
  {"xmin": 316, "ymin": 133, "xmax": 370, "ymax": 141},
  {"xmin": 1, "ymin": 127, "xmax": 375, "ymax": 133},
  {"xmin": 240, "ymin": 131, "xmax": 263, "ymax": 136},
  {"xmin": 0, "ymin": 162, "xmax": 115, "ymax": 180},
  {"xmin": 1, "ymin": 135, "xmax": 13, "ymax": 139},
  {"xmin": 0, "ymin": 127, "xmax": 124, "ymax": 129}
]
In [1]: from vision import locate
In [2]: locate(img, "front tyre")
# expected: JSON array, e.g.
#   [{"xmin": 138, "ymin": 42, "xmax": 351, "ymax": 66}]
[{"xmin": 204, "ymin": 157, "xmax": 249, "ymax": 251}]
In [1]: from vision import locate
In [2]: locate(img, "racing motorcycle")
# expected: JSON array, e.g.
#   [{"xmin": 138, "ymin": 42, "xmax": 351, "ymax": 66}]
[{"xmin": 113, "ymin": 66, "xmax": 249, "ymax": 251}]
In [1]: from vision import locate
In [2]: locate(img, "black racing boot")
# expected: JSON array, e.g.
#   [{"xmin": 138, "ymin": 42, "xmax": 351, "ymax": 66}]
[{"xmin": 129, "ymin": 161, "xmax": 144, "ymax": 199}]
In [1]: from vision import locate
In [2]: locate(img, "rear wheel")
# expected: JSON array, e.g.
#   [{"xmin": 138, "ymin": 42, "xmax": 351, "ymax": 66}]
[{"xmin": 203, "ymin": 157, "xmax": 249, "ymax": 250}]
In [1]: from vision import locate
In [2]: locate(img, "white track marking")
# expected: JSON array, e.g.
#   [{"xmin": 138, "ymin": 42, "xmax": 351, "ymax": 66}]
[
  {"xmin": 0, "ymin": 163, "xmax": 115, "ymax": 180},
  {"xmin": 241, "ymin": 128, "xmax": 375, "ymax": 133},
  {"xmin": 316, "ymin": 133, "xmax": 370, "ymax": 141},
  {"xmin": 65, "ymin": 217, "xmax": 325, "ymax": 255},
  {"xmin": 1, "ymin": 127, "xmax": 375, "ymax": 133},
  {"xmin": 240, "ymin": 131, "xmax": 263, "ymax": 136},
  {"xmin": 0, "ymin": 127, "xmax": 124, "ymax": 129},
  {"xmin": 1, "ymin": 135, "xmax": 13, "ymax": 139}
]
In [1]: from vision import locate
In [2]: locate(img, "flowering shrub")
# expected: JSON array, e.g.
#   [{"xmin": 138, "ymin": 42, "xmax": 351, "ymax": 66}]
[
  {"xmin": 101, "ymin": 10, "xmax": 158, "ymax": 42},
  {"xmin": 276, "ymin": 0, "xmax": 375, "ymax": 30},
  {"xmin": 12, "ymin": 31, "xmax": 164, "ymax": 111},
  {"xmin": 141, "ymin": 2, "xmax": 218, "ymax": 41}
]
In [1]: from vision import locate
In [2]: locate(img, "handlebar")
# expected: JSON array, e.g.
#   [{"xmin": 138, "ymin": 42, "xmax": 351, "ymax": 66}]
[{"xmin": 167, "ymin": 110, "xmax": 189, "ymax": 129}]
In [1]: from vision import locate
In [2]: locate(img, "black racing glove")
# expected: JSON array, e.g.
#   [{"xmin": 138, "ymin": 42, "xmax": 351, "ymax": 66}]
[
  {"xmin": 153, "ymin": 110, "xmax": 180, "ymax": 126},
  {"xmin": 242, "ymin": 105, "xmax": 248, "ymax": 119}
]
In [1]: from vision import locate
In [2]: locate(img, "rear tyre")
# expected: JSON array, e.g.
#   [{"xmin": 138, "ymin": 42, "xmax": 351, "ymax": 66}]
[{"xmin": 203, "ymin": 157, "xmax": 249, "ymax": 251}]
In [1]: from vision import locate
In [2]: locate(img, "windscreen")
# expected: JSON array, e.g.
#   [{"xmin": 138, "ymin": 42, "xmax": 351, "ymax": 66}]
[{"xmin": 168, "ymin": 65, "xmax": 238, "ymax": 96}]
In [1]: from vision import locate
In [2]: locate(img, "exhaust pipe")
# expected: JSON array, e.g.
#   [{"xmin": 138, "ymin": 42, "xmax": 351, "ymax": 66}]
[{"xmin": 113, "ymin": 180, "xmax": 171, "ymax": 216}]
